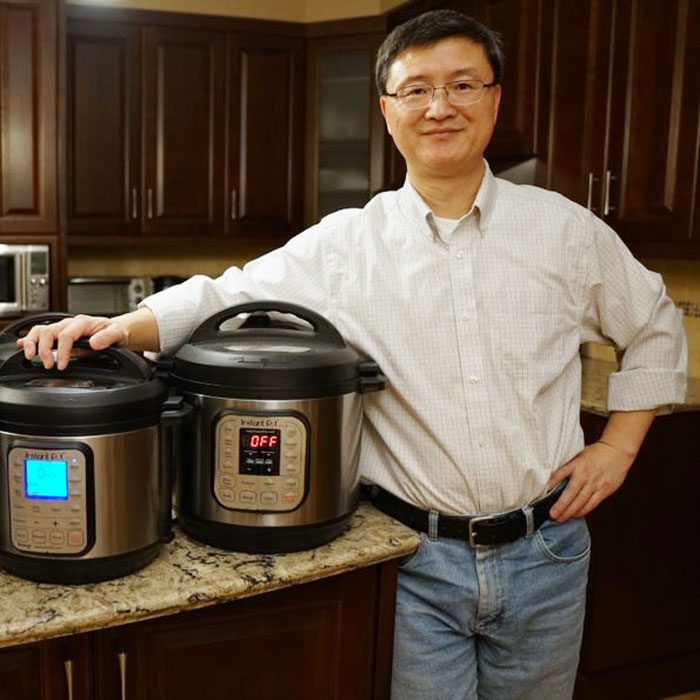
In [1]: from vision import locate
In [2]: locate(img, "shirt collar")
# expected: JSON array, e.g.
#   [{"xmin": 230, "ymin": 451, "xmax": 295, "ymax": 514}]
[{"xmin": 398, "ymin": 160, "xmax": 498, "ymax": 241}]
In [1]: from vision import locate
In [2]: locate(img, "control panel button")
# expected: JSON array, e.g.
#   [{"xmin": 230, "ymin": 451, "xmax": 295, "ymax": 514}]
[
  {"xmin": 50, "ymin": 531, "xmax": 66, "ymax": 545},
  {"xmin": 32, "ymin": 530, "xmax": 47, "ymax": 544},
  {"xmin": 239, "ymin": 491, "xmax": 256, "ymax": 504},
  {"xmin": 67, "ymin": 530, "xmax": 84, "ymax": 548},
  {"xmin": 15, "ymin": 528, "xmax": 29, "ymax": 545},
  {"xmin": 260, "ymin": 492, "xmax": 278, "ymax": 506}
]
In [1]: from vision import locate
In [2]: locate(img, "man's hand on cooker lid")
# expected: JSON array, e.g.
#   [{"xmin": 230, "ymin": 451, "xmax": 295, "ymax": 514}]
[{"xmin": 17, "ymin": 315, "xmax": 131, "ymax": 371}]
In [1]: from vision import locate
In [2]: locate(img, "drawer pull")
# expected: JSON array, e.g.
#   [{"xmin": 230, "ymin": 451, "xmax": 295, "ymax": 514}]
[
  {"xmin": 64, "ymin": 659, "xmax": 74, "ymax": 700},
  {"xmin": 118, "ymin": 651, "xmax": 128, "ymax": 700}
]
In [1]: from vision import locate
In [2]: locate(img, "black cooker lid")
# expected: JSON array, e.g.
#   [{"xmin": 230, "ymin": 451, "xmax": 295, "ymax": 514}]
[
  {"xmin": 0, "ymin": 338, "xmax": 167, "ymax": 435},
  {"xmin": 171, "ymin": 301, "xmax": 385, "ymax": 399}
]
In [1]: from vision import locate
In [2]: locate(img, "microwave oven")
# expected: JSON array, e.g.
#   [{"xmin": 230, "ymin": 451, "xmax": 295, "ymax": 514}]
[
  {"xmin": 0, "ymin": 244, "xmax": 50, "ymax": 318},
  {"xmin": 67, "ymin": 277, "xmax": 154, "ymax": 316}
]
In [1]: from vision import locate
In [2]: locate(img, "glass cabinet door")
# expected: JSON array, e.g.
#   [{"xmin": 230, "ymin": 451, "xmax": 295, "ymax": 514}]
[
  {"xmin": 305, "ymin": 35, "xmax": 387, "ymax": 226},
  {"xmin": 318, "ymin": 51, "xmax": 372, "ymax": 218}
]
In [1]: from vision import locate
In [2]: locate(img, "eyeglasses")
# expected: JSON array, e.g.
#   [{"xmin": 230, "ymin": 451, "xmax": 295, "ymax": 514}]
[{"xmin": 384, "ymin": 79, "xmax": 497, "ymax": 109}]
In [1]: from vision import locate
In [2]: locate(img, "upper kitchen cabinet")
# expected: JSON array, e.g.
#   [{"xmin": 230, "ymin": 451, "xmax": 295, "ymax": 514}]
[
  {"xmin": 67, "ymin": 9, "xmax": 305, "ymax": 242},
  {"xmin": 67, "ymin": 20, "xmax": 141, "ymax": 235},
  {"xmin": 479, "ymin": 0, "xmax": 543, "ymax": 161},
  {"xmin": 141, "ymin": 27, "xmax": 225, "ymax": 235},
  {"xmin": 226, "ymin": 34, "xmax": 304, "ymax": 238},
  {"xmin": 304, "ymin": 30, "xmax": 387, "ymax": 226},
  {"xmin": 541, "ymin": 0, "xmax": 700, "ymax": 257},
  {"xmin": 0, "ymin": 0, "xmax": 60, "ymax": 234}
]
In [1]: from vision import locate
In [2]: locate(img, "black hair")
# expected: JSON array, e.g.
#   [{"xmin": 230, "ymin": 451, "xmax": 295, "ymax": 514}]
[{"xmin": 375, "ymin": 9, "xmax": 504, "ymax": 95}]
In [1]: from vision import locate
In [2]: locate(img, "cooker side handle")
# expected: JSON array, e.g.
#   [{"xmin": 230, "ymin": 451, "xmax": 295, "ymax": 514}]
[{"xmin": 358, "ymin": 360, "xmax": 387, "ymax": 393}]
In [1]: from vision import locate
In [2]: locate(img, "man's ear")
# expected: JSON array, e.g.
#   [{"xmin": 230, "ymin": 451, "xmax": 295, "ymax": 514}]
[
  {"xmin": 492, "ymin": 84, "xmax": 502, "ymax": 125},
  {"xmin": 379, "ymin": 96, "xmax": 393, "ymax": 136}
]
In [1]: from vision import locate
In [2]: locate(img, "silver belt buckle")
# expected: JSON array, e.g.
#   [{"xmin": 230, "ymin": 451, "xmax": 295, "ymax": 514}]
[{"xmin": 468, "ymin": 514, "xmax": 492, "ymax": 547}]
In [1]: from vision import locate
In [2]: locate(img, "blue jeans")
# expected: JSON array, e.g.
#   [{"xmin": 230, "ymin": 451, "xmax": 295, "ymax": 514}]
[{"xmin": 392, "ymin": 517, "xmax": 590, "ymax": 700}]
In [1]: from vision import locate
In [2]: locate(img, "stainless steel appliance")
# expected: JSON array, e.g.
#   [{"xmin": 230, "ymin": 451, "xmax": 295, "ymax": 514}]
[
  {"xmin": 171, "ymin": 301, "xmax": 385, "ymax": 553},
  {"xmin": 67, "ymin": 276, "xmax": 154, "ymax": 316},
  {"xmin": 0, "ymin": 244, "xmax": 50, "ymax": 318},
  {"xmin": 0, "ymin": 320, "xmax": 188, "ymax": 583}
]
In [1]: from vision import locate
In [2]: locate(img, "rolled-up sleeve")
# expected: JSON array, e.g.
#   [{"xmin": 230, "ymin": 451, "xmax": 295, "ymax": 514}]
[
  {"xmin": 140, "ymin": 221, "xmax": 340, "ymax": 355},
  {"xmin": 580, "ymin": 215, "xmax": 687, "ymax": 411}
]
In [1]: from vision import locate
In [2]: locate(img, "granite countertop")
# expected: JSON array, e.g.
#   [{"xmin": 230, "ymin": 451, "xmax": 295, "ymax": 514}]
[
  {"xmin": 581, "ymin": 357, "xmax": 700, "ymax": 415},
  {"xmin": 0, "ymin": 503, "xmax": 420, "ymax": 650}
]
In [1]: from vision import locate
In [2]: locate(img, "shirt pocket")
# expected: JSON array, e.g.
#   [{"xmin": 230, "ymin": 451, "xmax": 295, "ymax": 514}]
[{"xmin": 497, "ymin": 301, "xmax": 565, "ymax": 379}]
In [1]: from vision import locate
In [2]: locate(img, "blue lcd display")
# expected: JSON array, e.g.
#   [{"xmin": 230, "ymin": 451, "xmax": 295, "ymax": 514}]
[{"xmin": 24, "ymin": 459, "xmax": 69, "ymax": 500}]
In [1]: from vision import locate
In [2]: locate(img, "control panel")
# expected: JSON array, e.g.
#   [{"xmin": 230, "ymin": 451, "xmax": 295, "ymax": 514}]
[
  {"xmin": 26, "ymin": 248, "xmax": 50, "ymax": 311},
  {"xmin": 214, "ymin": 413, "xmax": 308, "ymax": 512},
  {"xmin": 8, "ymin": 446, "xmax": 90, "ymax": 555}
]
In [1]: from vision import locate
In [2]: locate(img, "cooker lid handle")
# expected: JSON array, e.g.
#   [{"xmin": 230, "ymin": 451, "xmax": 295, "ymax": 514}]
[
  {"xmin": 68, "ymin": 339, "xmax": 154, "ymax": 380},
  {"xmin": 0, "ymin": 312, "xmax": 73, "ymax": 341},
  {"xmin": 189, "ymin": 300, "xmax": 347, "ymax": 347}
]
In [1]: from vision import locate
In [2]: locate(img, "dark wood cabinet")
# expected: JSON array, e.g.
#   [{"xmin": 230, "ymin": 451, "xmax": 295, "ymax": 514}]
[
  {"xmin": 66, "ymin": 11, "xmax": 305, "ymax": 243},
  {"xmin": 541, "ymin": 0, "xmax": 700, "ymax": 257},
  {"xmin": 0, "ymin": 0, "xmax": 60, "ymax": 234},
  {"xmin": 142, "ymin": 27, "xmax": 226, "ymax": 236},
  {"xmin": 574, "ymin": 409, "xmax": 700, "ymax": 699},
  {"xmin": 480, "ymin": 0, "xmax": 543, "ymax": 161},
  {"xmin": 227, "ymin": 33, "xmax": 304, "ymax": 238},
  {"xmin": 67, "ymin": 20, "xmax": 141, "ymax": 236},
  {"xmin": 0, "ymin": 634, "xmax": 91, "ymax": 700},
  {"xmin": 0, "ymin": 561, "xmax": 398, "ymax": 700}
]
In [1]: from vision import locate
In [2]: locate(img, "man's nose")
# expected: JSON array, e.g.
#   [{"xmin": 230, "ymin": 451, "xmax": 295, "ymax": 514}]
[{"xmin": 426, "ymin": 87, "xmax": 456, "ymax": 117}]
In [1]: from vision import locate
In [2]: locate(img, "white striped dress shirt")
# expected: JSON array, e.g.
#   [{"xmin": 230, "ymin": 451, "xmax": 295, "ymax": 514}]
[{"xmin": 142, "ymin": 164, "xmax": 687, "ymax": 515}]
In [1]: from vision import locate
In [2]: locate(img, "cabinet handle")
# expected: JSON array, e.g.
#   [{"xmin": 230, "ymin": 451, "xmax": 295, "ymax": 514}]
[
  {"xmin": 586, "ymin": 172, "xmax": 598, "ymax": 211},
  {"xmin": 147, "ymin": 189, "xmax": 153, "ymax": 219},
  {"xmin": 603, "ymin": 170, "xmax": 617, "ymax": 216},
  {"xmin": 64, "ymin": 659, "xmax": 74, "ymax": 700},
  {"xmin": 118, "ymin": 651, "xmax": 128, "ymax": 700},
  {"xmin": 131, "ymin": 188, "xmax": 138, "ymax": 220},
  {"xmin": 231, "ymin": 189, "xmax": 237, "ymax": 221}
]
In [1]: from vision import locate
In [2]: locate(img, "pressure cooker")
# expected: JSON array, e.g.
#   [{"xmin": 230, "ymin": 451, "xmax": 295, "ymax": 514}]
[
  {"xmin": 171, "ymin": 301, "xmax": 385, "ymax": 553},
  {"xmin": 0, "ymin": 316, "xmax": 188, "ymax": 584}
]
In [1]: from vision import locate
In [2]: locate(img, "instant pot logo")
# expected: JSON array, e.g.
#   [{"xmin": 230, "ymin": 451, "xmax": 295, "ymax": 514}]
[
  {"xmin": 25, "ymin": 451, "xmax": 65, "ymax": 460},
  {"xmin": 239, "ymin": 417, "xmax": 280, "ymax": 428}
]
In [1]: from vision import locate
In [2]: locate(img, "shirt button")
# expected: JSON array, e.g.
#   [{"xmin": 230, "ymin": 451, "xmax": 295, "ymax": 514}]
[
  {"xmin": 478, "ymin": 438, "xmax": 485, "ymax": 447},
  {"xmin": 455, "ymin": 250, "xmax": 463, "ymax": 259},
  {"xmin": 469, "ymin": 374, "xmax": 479, "ymax": 384}
]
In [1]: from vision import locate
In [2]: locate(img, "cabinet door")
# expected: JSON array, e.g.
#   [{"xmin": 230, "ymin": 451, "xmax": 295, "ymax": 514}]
[
  {"xmin": 142, "ymin": 27, "xmax": 225, "ymax": 235},
  {"xmin": 0, "ymin": 0, "xmax": 58, "ymax": 234},
  {"xmin": 227, "ymin": 34, "xmax": 304, "ymax": 239},
  {"xmin": 539, "ymin": 0, "xmax": 611, "ymax": 209},
  {"xmin": 603, "ymin": 0, "xmax": 699, "ymax": 246},
  {"xmin": 0, "ymin": 635, "xmax": 91, "ymax": 700},
  {"xmin": 481, "ymin": 0, "xmax": 543, "ymax": 160},
  {"xmin": 94, "ymin": 566, "xmax": 385, "ymax": 700},
  {"xmin": 67, "ymin": 20, "xmax": 141, "ymax": 236},
  {"xmin": 305, "ymin": 35, "xmax": 386, "ymax": 226}
]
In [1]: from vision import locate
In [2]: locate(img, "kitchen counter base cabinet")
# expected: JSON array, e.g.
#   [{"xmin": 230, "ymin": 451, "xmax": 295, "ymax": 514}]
[
  {"xmin": 0, "ymin": 561, "xmax": 399, "ymax": 700},
  {"xmin": 574, "ymin": 410, "xmax": 700, "ymax": 699}
]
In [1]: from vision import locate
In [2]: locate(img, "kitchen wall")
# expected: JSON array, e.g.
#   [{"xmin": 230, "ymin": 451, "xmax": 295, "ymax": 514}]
[{"xmin": 66, "ymin": 0, "xmax": 405, "ymax": 22}]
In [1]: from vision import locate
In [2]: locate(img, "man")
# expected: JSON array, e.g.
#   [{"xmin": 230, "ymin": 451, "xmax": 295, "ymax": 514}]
[{"xmin": 20, "ymin": 10, "xmax": 686, "ymax": 699}]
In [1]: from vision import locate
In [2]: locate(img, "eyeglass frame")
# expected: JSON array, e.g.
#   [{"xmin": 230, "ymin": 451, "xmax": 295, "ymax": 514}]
[{"xmin": 383, "ymin": 79, "xmax": 499, "ymax": 109}]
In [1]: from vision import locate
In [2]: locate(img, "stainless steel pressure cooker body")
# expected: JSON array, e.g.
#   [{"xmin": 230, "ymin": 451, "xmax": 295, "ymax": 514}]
[
  {"xmin": 171, "ymin": 301, "xmax": 385, "ymax": 554},
  {"xmin": 0, "ymin": 319, "xmax": 186, "ymax": 584}
]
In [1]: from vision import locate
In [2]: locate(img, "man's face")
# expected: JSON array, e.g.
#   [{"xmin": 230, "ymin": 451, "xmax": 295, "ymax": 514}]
[{"xmin": 380, "ymin": 37, "xmax": 501, "ymax": 179}]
